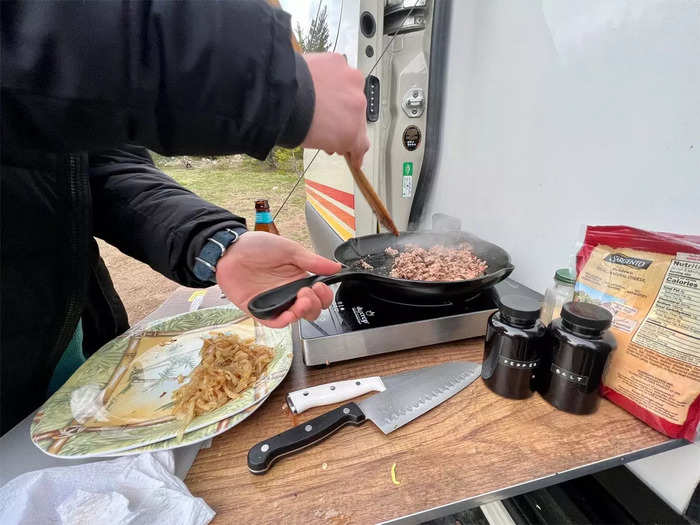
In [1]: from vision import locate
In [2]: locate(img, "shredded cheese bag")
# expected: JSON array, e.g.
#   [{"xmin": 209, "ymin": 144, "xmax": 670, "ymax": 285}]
[{"xmin": 575, "ymin": 226, "xmax": 700, "ymax": 441}]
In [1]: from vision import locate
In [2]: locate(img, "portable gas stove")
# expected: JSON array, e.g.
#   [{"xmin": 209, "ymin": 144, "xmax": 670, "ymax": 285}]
[{"xmin": 299, "ymin": 278, "xmax": 542, "ymax": 366}]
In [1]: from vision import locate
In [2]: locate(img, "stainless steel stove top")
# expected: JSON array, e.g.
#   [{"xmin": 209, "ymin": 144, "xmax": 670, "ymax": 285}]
[{"xmin": 298, "ymin": 279, "xmax": 541, "ymax": 366}]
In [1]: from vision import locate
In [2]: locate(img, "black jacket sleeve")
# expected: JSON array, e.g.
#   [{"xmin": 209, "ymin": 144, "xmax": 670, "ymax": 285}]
[
  {"xmin": 1, "ymin": 0, "xmax": 314, "ymax": 158},
  {"xmin": 90, "ymin": 146, "xmax": 247, "ymax": 287}
]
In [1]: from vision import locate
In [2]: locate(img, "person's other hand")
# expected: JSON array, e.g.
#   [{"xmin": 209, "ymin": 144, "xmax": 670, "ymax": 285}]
[
  {"xmin": 215, "ymin": 232, "xmax": 341, "ymax": 328},
  {"xmin": 301, "ymin": 53, "xmax": 370, "ymax": 170}
]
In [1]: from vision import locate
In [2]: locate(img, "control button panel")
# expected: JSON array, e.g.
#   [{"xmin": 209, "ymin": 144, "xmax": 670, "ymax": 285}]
[{"xmin": 365, "ymin": 75, "xmax": 380, "ymax": 122}]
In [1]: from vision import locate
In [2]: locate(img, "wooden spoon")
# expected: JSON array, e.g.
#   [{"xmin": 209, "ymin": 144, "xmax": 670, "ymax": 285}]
[
  {"xmin": 343, "ymin": 155, "xmax": 400, "ymax": 236},
  {"xmin": 267, "ymin": 0, "xmax": 400, "ymax": 236}
]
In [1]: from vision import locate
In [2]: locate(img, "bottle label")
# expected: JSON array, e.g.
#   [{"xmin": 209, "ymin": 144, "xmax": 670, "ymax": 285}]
[
  {"xmin": 550, "ymin": 363, "xmax": 589, "ymax": 386},
  {"xmin": 498, "ymin": 353, "xmax": 539, "ymax": 370},
  {"xmin": 256, "ymin": 211, "xmax": 273, "ymax": 224}
]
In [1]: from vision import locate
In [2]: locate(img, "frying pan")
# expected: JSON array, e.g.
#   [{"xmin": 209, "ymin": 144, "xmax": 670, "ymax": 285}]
[{"xmin": 248, "ymin": 231, "xmax": 514, "ymax": 320}]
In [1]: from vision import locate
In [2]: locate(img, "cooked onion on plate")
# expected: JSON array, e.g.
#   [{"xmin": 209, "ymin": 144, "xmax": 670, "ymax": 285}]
[{"xmin": 172, "ymin": 333, "xmax": 274, "ymax": 439}]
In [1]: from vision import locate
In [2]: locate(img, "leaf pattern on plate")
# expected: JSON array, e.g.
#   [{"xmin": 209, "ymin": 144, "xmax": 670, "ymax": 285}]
[{"xmin": 30, "ymin": 306, "xmax": 292, "ymax": 458}]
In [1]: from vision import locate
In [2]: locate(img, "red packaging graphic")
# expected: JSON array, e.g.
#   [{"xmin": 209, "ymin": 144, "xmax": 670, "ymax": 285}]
[{"xmin": 576, "ymin": 225, "xmax": 700, "ymax": 441}]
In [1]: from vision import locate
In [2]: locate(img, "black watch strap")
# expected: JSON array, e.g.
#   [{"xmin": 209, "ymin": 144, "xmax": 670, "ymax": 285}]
[{"xmin": 193, "ymin": 228, "xmax": 245, "ymax": 283}]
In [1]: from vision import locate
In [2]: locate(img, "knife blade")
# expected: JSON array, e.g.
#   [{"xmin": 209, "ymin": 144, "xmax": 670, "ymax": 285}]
[
  {"xmin": 248, "ymin": 361, "xmax": 481, "ymax": 473},
  {"xmin": 286, "ymin": 367, "xmax": 427, "ymax": 414}
]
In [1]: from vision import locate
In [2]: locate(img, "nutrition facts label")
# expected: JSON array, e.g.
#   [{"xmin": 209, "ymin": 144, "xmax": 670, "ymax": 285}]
[{"xmin": 632, "ymin": 253, "xmax": 700, "ymax": 367}]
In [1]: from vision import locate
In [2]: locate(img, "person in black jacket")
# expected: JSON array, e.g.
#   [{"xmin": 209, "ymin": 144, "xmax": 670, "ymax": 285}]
[{"xmin": 0, "ymin": 1, "xmax": 369, "ymax": 434}]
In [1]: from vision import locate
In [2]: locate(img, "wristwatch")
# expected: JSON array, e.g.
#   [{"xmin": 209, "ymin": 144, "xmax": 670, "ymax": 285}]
[{"xmin": 193, "ymin": 228, "xmax": 246, "ymax": 283}]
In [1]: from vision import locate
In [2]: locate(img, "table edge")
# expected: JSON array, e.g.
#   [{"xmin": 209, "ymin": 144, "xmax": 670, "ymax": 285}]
[
  {"xmin": 380, "ymin": 439, "xmax": 688, "ymax": 525},
  {"xmin": 287, "ymin": 320, "xmax": 687, "ymax": 525}
]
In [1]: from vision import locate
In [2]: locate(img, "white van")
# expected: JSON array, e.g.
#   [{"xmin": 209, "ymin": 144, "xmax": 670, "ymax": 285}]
[
  {"xmin": 304, "ymin": 0, "xmax": 698, "ymax": 292},
  {"xmin": 301, "ymin": 0, "xmax": 700, "ymax": 519}
]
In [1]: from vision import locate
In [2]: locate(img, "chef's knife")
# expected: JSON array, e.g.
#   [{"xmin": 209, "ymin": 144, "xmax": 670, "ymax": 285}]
[
  {"xmin": 248, "ymin": 361, "xmax": 482, "ymax": 474},
  {"xmin": 287, "ymin": 367, "xmax": 433, "ymax": 414}
]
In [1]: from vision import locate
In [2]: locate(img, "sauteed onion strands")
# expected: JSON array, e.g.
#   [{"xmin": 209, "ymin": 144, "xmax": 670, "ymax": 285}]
[{"xmin": 172, "ymin": 333, "xmax": 274, "ymax": 439}]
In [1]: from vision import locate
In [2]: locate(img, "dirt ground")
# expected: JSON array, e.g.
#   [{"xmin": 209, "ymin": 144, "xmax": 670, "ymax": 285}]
[
  {"xmin": 98, "ymin": 240, "xmax": 179, "ymax": 325},
  {"xmin": 100, "ymin": 155, "xmax": 311, "ymax": 325}
]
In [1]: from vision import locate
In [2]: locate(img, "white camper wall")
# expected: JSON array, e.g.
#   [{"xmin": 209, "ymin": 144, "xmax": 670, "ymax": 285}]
[
  {"xmin": 425, "ymin": 0, "xmax": 700, "ymax": 294},
  {"xmin": 425, "ymin": 1, "xmax": 700, "ymax": 513}
]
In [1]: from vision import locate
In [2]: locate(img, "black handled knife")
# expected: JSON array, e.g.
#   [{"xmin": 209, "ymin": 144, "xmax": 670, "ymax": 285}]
[{"xmin": 248, "ymin": 361, "xmax": 481, "ymax": 474}]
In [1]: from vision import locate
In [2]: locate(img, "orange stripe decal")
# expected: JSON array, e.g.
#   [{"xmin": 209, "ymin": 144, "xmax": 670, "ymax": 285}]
[
  {"xmin": 307, "ymin": 197, "xmax": 354, "ymax": 240},
  {"xmin": 306, "ymin": 187, "xmax": 356, "ymax": 229},
  {"xmin": 305, "ymin": 179, "xmax": 355, "ymax": 209}
]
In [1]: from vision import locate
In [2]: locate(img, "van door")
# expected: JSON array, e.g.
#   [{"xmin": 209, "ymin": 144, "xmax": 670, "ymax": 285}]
[{"xmin": 304, "ymin": 0, "xmax": 436, "ymax": 258}]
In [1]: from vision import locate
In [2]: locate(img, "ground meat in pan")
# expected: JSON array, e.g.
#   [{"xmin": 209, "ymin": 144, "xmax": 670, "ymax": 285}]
[
  {"xmin": 359, "ymin": 259, "xmax": 374, "ymax": 270},
  {"xmin": 385, "ymin": 246, "xmax": 399, "ymax": 257},
  {"xmin": 387, "ymin": 244, "xmax": 488, "ymax": 281}
]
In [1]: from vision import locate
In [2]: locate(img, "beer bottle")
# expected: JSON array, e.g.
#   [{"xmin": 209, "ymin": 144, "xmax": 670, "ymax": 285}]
[{"xmin": 254, "ymin": 199, "xmax": 280, "ymax": 235}]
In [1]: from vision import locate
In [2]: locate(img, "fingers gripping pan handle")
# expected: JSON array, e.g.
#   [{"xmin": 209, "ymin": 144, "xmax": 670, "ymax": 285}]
[
  {"xmin": 248, "ymin": 402, "xmax": 365, "ymax": 474},
  {"xmin": 247, "ymin": 270, "xmax": 359, "ymax": 320}
]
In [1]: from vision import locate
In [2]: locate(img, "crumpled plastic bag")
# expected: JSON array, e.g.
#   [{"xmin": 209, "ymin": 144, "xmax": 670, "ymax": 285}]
[{"xmin": 0, "ymin": 451, "xmax": 214, "ymax": 525}]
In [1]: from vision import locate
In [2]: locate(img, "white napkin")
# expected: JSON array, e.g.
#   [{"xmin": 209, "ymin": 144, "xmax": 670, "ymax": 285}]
[{"xmin": 0, "ymin": 451, "xmax": 214, "ymax": 525}]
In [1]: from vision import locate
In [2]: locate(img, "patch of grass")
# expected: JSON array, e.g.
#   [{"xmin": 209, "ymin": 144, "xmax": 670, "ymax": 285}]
[{"xmin": 158, "ymin": 157, "xmax": 311, "ymax": 249}]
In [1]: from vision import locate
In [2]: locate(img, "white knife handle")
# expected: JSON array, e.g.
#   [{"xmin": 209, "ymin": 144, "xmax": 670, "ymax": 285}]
[{"xmin": 286, "ymin": 377, "xmax": 385, "ymax": 414}]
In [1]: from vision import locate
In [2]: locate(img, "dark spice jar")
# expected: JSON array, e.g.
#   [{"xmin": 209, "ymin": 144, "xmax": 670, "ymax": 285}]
[
  {"xmin": 538, "ymin": 302, "xmax": 616, "ymax": 415},
  {"xmin": 482, "ymin": 295, "xmax": 547, "ymax": 399}
]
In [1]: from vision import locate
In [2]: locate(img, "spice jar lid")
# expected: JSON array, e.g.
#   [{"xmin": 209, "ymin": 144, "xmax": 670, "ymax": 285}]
[
  {"xmin": 561, "ymin": 302, "xmax": 612, "ymax": 331},
  {"xmin": 554, "ymin": 268, "xmax": 576, "ymax": 285},
  {"xmin": 498, "ymin": 295, "xmax": 542, "ymax": 322}
]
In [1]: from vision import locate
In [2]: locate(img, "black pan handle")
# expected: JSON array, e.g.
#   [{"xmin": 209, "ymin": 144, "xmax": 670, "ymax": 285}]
[
  {"xmin": 248, "ymin": 269, "xmax": 361, "ymax": 320},
  {"xmin": 248, "ymin": 402, "xmax": 366, "ymax": 474},
  {"xmin": 491, "ymin": 263, "xmax": 515, "ymax": 281}
]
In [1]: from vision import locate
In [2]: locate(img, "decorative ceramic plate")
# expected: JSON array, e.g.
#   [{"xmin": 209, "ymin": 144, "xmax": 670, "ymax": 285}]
[
  {"xmin": 30, "ymin": 306, "xmax": 292, "ymax": 458},
  {"xmin": 102, "ymin": 394, "xmax": 269, "ymax": 457}
]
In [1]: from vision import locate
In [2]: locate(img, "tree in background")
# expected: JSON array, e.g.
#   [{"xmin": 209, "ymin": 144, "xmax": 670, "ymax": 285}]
[
  {"xmin": 295, "ymin": 3, "xmax": 331, "ymax": 53},
  {"xmin": 267, "ymin": 2, "xmax": 330, "ymax": 170}
]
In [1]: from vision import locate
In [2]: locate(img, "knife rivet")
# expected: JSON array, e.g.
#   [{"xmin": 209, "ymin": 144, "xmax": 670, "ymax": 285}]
[
  {"xmin": 330, "ymin": 386, "xmax": 336, "ymax": 391},
  {"xmin": 303, "ymin": 392, "xmax": 309, "ymax": 396},
  {"xmin": 343, "ymin": 408, "xmax": 350, "ymax": 414},
  {"xmin": 355, "ymin": 381, "xmax": 361, "ymax": 385},
  {"xmin": 261, "ymin": 444, "xmax": 269, "ymax": 452},
  {"xmin": 305, "ymin": 424, "xmax": 313, "ymax": 432}
]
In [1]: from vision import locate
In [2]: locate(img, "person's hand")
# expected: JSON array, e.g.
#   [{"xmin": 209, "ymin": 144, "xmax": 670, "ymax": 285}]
[
  {"xmin": 215, "ymin": 232, "xmax": 341, "ymax": 328},
  {"xmin": 301, "ymin": 53, "xmax": 370, "ymax": 170}
]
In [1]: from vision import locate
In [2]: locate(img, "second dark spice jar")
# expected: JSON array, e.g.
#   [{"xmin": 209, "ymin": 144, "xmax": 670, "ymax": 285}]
[
  {"xmin": 538, "ymin": 301, "xmax": 616, "ymax": 414},
  {"xmin": 482, "ymin": 295, "xmax": 547, "ymax": 399}
]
